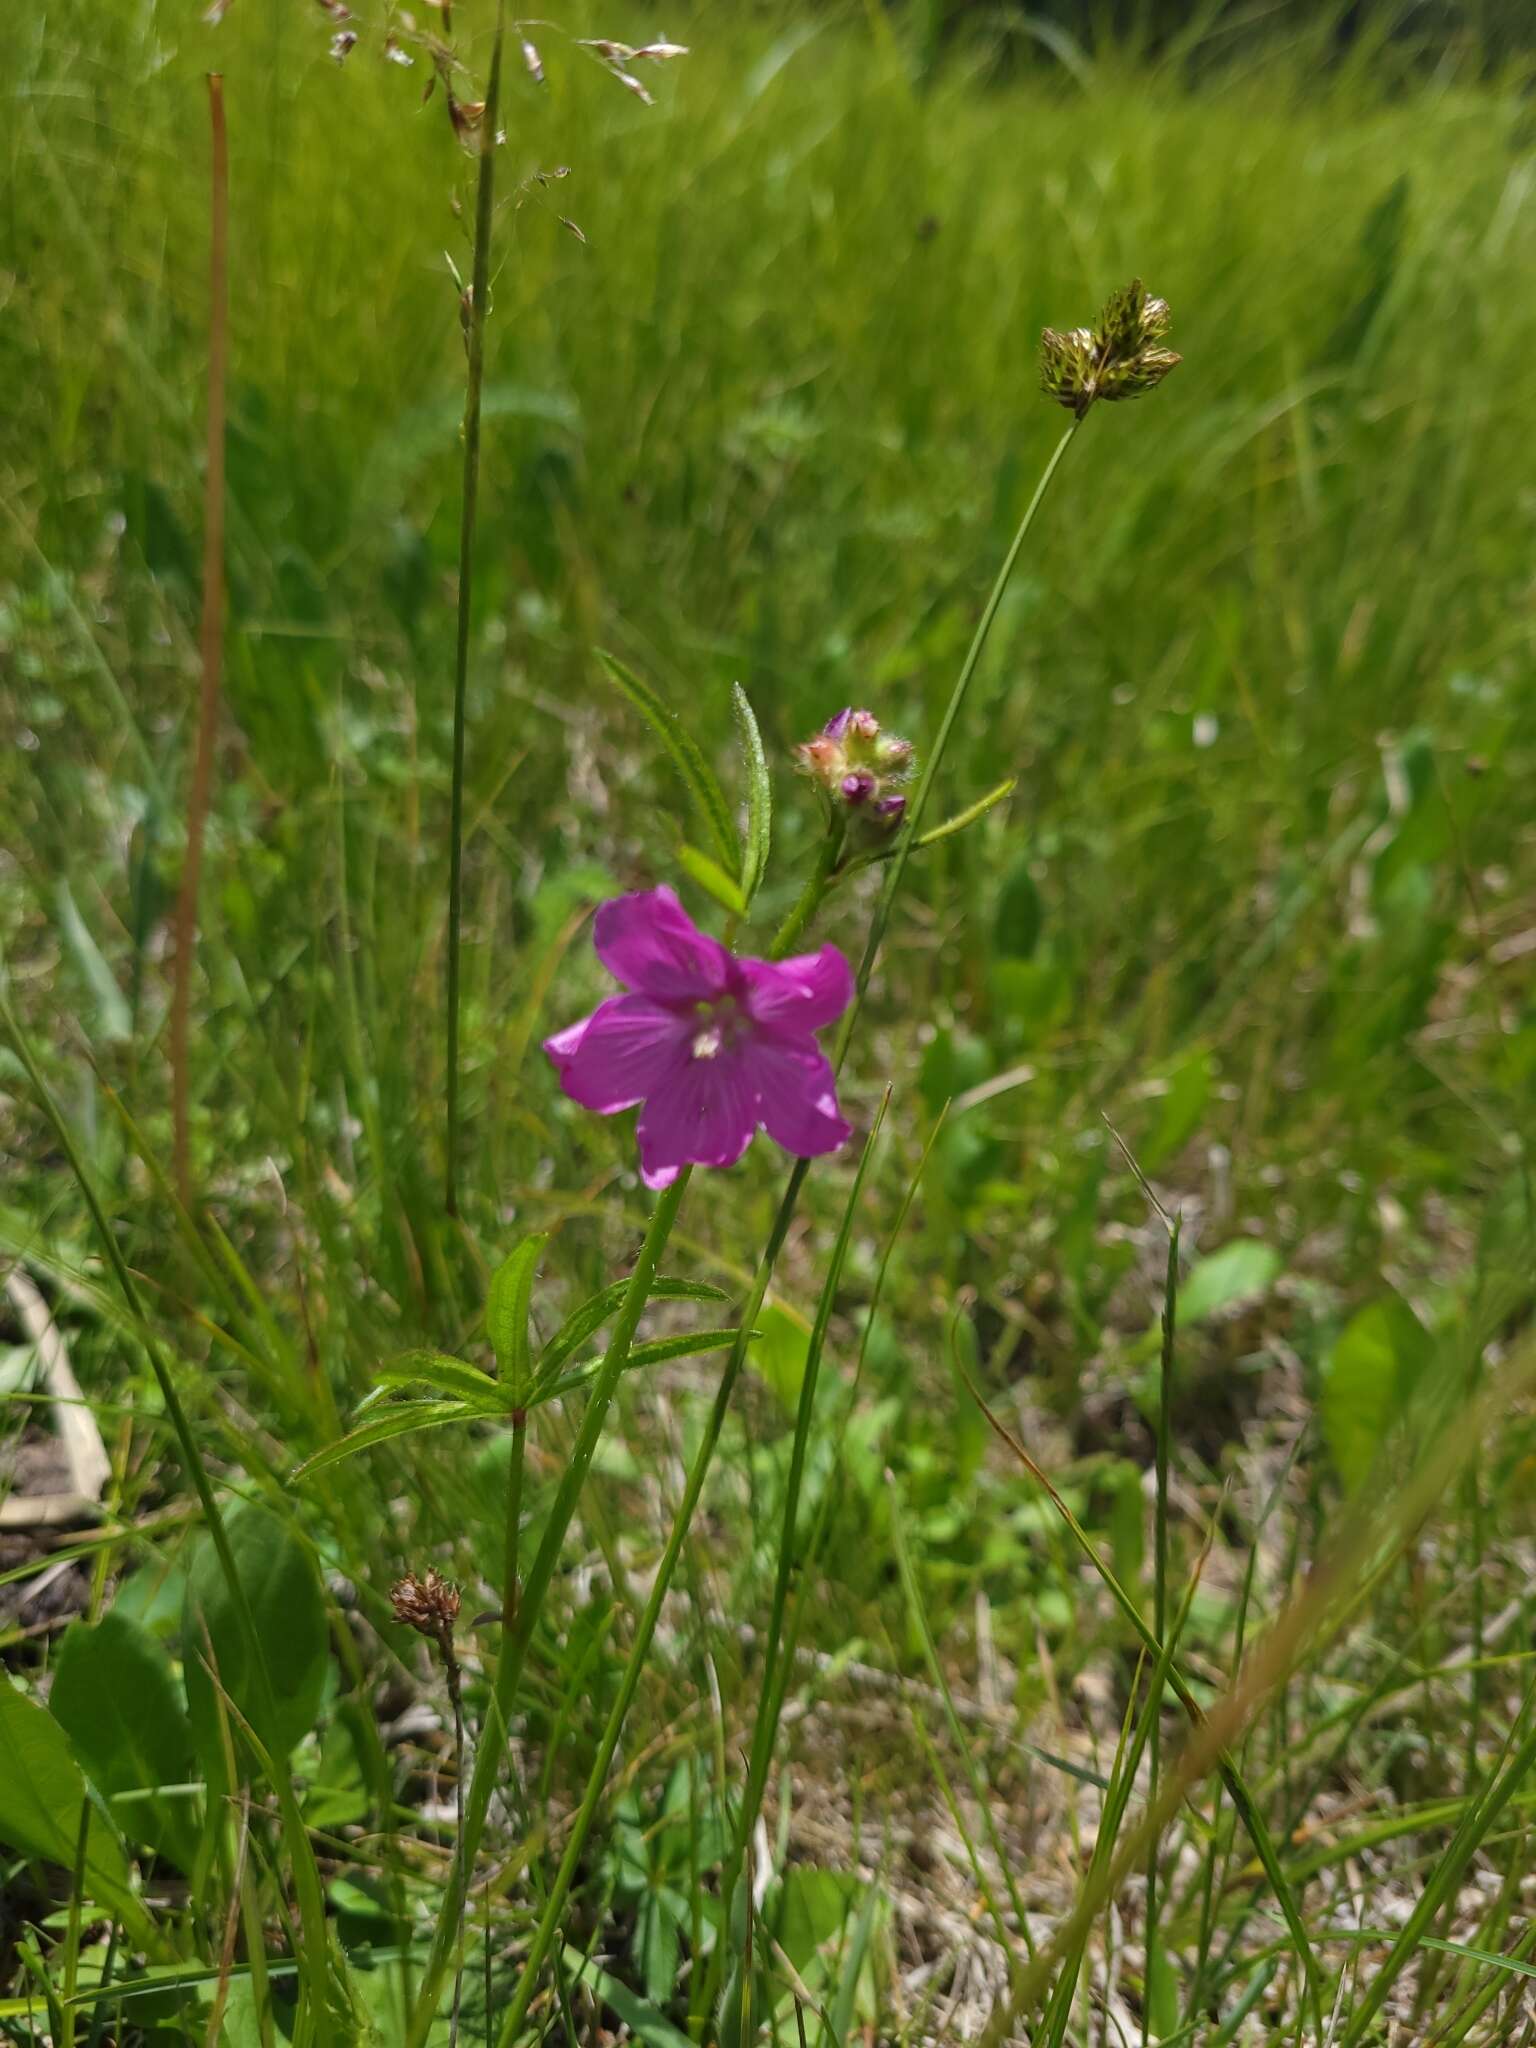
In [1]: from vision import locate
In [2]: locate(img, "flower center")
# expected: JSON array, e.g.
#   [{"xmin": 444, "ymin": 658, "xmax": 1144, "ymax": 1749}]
[{"xmin": 689, "ymin": 993, "xmax": 745, "ymax": 1061}]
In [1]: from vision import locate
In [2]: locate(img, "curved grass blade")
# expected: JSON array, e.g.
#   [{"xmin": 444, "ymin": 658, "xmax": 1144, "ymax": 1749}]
[
  {"xmin": 731, "ymin": 683, "xmax": 772, "ymax": 905},
  {"xmin": 598, "ymin": 650, "xmax": 738, "ymax": 871}
]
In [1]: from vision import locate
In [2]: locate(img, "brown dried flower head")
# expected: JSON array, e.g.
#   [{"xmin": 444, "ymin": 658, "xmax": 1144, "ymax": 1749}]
[
  {"xmin": 1040, "ymin": 279, "xmax": 1180, "ymax": 419},
  {"xmin": 390, "ymin": 1567, "xmax": 461, "ymax": 1649}
]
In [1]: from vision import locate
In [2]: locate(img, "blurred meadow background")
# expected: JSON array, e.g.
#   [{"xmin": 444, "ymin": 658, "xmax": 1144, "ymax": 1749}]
[{"xmin": 3, "ymin": 0, "xmax": 1536, "ymax": 2040}]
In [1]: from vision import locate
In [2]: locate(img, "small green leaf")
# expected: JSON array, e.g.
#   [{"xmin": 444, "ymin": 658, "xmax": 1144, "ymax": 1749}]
[
  {"xmin": 486, "ymin": 1232, "xmax": 548, "ymax": 1404},
  {"xmin": 731, "ymin": 682, "xmax": 773, "ymax": 904},
  {"xmin": 598, "ymin": 650, "xmax": 738, "ymax": 871},
  {"xmin": 50, "ymin": 1611, "xmax": 197, "ymax": 1870},
  {"xmin": 1179, "ymin": 1240, "xmax": 1281, "ymax": 1325},
  {"xmin": 915, "ymin": 776, "xmax": 1016, "ymax": 851},
  {"xmin": 0, "ymin": 1671, "xmax": 138, "ymax": 1923},
  {"xmin": 370, "ymin": 1350, "xmax": 514, "ymax": 1413},
  {"xmin": 182, "ymin": 1503, "xmax": 329, "ymax": 1782},
  {"xmin": 677, "ymin": 843, "xmax": 746, "ymax": 917},
  {"xmin": 292, "ymin": 1398, "xmax": 475, "ymax": 1480},
  {"xmin": 536, "ymin": 1327, "xmax": 744, "ymax": 1408},
  {"xmin": 538, "ymin": 1277, "xmax": 730, "ymax": 1378},
  {"xmin": 1321, "ymin": 1297, "xmax": 1429, "ymax": 1493}
]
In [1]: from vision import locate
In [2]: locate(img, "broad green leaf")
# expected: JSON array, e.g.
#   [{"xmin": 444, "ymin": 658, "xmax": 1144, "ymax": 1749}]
[
  {"xmin": 731, "ymin": 682, "xmax": 772, "ymax": 903},
  {"xmin": 51, "ymin": 1610, "xmax": 197, "ymax": 1870},
  {"xmin": 1321, "ymin": 1297, "xmax": 1429, "ymax": 1493},
  {"xmin": 292, "ymin": 1398, "xmax": 475, "ymax": 1480},
  {"xmin": 182, "ymin": 1503, "xmax": 329, "ymax": 1783},
  {"xmin": 0, "ymin": 1671, "xmax": 139, "ymax": 1924},
  {"xmin": 537, "ymin": 1327, "xmax": 744, "ymax": 1408},
  {"xmin": 915, "ymin": 776, "xmax": 1016, "ymax": 851},
  {"xmin": 538, "ymin": 1277, "xmax": 730, "ymax": 1378},
  {"xmin": 677, "ymin": 843, "xmax": 746, "ymax": 917},
  {"xmin": 485, "ymin": 1232, "xmax": 548, "ymax": 1403},
  {"xmin": 598, "ymin": 650, "xmax": 738, "ymax": 870},
  {"xmin": 370, "ymin": 1350, "xmax": 512, "ymax": 1412},
  {"xmin": 1178, "ymin": 1240, "xmax": 1281, "ymax": 1325}
]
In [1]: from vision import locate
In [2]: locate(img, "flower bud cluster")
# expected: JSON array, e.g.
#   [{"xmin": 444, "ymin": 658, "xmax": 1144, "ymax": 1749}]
[{"xmin": 795, "ymin": 708, "xmax": 914, "ymax": 838}]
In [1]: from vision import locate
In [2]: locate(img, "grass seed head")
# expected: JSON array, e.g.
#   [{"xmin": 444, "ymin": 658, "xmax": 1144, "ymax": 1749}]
[{"xmin": 1040, "ymin": 279, "xmax": 1181, "ymax": 417}]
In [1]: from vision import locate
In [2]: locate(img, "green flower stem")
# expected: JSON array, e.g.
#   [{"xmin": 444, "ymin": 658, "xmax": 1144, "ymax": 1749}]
[
  {"xmin": 489, "ymin": 423, "xmax": 1086, "ymax": 2046},
  {"xmin": 704, "ymin": 421, "xmax": 1084, "ymax": 2008},
  {"xmin": 835, "ymin": 420, "xmax": 1079, "ymax": 1066},
  {"xmin": 769, "ymin": 819, "xmax": 844, "ymax": 959},
  {"xmin": 405, "ymin": 1166, "xmax": 692, "ymax": 2048},
  {"xmin": 444, "ymin": 0, "xmax": 505, "ymax": 1218}
]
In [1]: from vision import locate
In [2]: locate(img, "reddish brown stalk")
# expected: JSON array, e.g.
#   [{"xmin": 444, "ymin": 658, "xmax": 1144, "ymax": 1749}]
[{"xmin": 171, "ymin": 73, "xmax": 229, "ymax": 1208}]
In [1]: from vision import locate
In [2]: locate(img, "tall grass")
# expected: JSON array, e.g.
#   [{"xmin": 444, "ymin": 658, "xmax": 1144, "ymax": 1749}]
[{"xmin": 2, "ymin": 1, "xmax": 1535, "ymax": 2043}]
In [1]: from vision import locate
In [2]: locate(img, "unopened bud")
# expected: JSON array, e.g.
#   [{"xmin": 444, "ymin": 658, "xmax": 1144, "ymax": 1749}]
[{"xmin": 796, "ymin": 706, "xmax": 914, "ymax": 841}]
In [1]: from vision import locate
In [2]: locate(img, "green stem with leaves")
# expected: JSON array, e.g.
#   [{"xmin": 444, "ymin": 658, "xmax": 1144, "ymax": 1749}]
[
  {"xmin": 445, "ymin": 1, "xmax": 505, "ymax": 1217},
  {"xmin": 405, "ymin": 1166, "xmax": 691, "ymax": 2047},
  {"xmin": 488, "ymin": 422, "xmax": 1086, "ymax": 2045}
]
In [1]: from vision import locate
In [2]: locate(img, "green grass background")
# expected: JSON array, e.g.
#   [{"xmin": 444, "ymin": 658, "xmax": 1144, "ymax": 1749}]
[{"xmin": 3, "ymin": 0, "xmax": 1536, "ymax": 2036}]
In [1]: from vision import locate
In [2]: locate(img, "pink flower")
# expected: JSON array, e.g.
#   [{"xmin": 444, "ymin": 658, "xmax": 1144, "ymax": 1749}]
[{"xmin": 544, "ymin": 887, "xmax": 854, "ymax": 1189}]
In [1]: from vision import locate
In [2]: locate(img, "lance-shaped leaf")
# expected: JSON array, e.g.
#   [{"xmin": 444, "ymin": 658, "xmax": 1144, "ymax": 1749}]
[
  {"xmin": 677, "ymin": 844, "xmax": 746, "ymax": 917},
  {"xmin": 486, "ymin": 1232, "xmax": 548, "ymax": 1405},
  {"xmin": 731, "ymin": 683, "xmax": 772, "ymax": 906},
  {"xmin": 538, "ymin": 1276, "xmax": 730, "ymax": 1381},
  {"xmin": 293, "ymin": 1398, "xmax": 477, "ymax": 1481},
  {"xmin": 534, "ymin": 1327, "xmax": 746, "ymax": 1409},
  {"xmin": 368, "ymin": 1350, "xmax": 515, "ymax": 1413}
]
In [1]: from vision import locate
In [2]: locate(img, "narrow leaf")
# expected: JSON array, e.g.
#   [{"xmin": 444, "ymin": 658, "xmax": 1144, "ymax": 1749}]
[
  {"xmin": 535, "ymin": 1327, "xmax": 745, "ymax": 1408},
  {"xmin": 371, "ymin": 1350, "xmax": 515, "ymax": 1413},
  {"xmin": 538, "ymin": 1276, "xmax": 730, "ymax": 1378},
  {"xmin": 292, "ymin": 1399, "xmax": 475, "ymax": 1480},
  {"xmin": 677, "ymin": 843, "xmax": 747, "ymax": 917},
  {"xmin": 598, "ymin": 649, "xmax": 738, "ymax": 870},
  {"xmin": 486, "ymin": 1232, "xmax": 548, "ymax": 1403},
  {"xmin": 731, "ymin": 682, "xmax": 772, "ymax": 903},
  {"xmin": 914, "ymin": 775, "xmax": 1016, "ymax": 850}
]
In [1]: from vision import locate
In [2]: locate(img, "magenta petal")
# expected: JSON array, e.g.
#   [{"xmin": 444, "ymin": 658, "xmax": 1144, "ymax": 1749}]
[
  {"xmin": 637, "ymin": 1052, "xmax": 757, "ymax": 1180},
  {"xmin": 750, "ymin": 1037, "xmax": 852, "ymax": 1158},
  {"xmin": 740, "ymin": 946, "xmax": 854, "ymax": 1036},
  {"xmin": 555, "ymin": 995, "xmax": 692, "ymax": 1115},
  {"xmin": 543, "ymin": 1013, "xmax": 592, "ymax": 1080},
  {"xmin": 593, "ymin": 886, "xmax": 730, "ymax": 1002}
]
